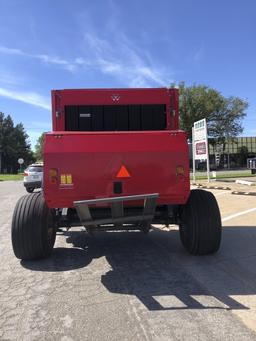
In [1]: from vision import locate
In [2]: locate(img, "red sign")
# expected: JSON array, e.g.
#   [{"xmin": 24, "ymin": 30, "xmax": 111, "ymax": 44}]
[{"xmin": 195, "ymin": 141, "xmax": 206, "ymax": 155}]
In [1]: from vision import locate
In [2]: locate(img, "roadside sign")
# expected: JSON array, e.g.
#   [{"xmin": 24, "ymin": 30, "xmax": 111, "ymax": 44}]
[
  {"xmin": 194, "ymin": 119, "xmax": 208, "ymax": 160},
  {"xmin": 195, "ymin": 141, "xmax": 207, "ymax": 156},
  {"xmin": 192, "ymin": 118, "xmax": 210, "ymax": 183},
  {"xmin": 18, "ymin": 158, "xmax": 24, "ymax": 165}
]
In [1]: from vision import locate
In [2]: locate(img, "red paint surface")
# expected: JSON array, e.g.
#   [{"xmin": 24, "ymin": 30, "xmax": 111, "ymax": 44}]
[
  {"xmin": 44, "ymin": 88, "xmax": 190, "ymax": 208},
  {"xmin": 51, "ymin": 87, "xmax": 179, "ymax": 131}
]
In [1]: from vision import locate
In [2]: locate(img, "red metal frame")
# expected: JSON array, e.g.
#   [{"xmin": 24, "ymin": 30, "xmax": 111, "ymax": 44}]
[
  {"xmin": 45, "ymin": 87, "xmax": 189, "ymax": 209},
  {"xmin": 51, "ymin": 87, "xmax": 179, "ymax": 131}
]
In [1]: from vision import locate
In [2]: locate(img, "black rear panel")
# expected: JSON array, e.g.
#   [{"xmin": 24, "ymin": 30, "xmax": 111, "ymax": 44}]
[{"xmin": 65, "ymin": 105, "xmax": 166, "ymax": 131}]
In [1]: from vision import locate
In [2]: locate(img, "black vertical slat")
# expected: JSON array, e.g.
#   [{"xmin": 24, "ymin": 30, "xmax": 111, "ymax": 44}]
[
  {"xmin": 65, "ymin": 106, "xmax": 79, "ymax": 131},
  {"xmin": 161, "ymin": 104, "xmax": 167, "ymax": 129},
  {"xmin": 104, "ymin": 106, "xmax": 116, "ymax": 130},
  {"xmin": 115, "ymin": 105, "xmax": 129, "ymax": 130},
  {"xmin": 129, "ymin": 105, "xmax": 141, "ymax": 130},
  {"xmin": 65, "ymin": 104, "xmax": 166, "ymax": 131},
  {"xmin": 141, "ymin": 105, "xmax": 154, "ymax": 130},
  {"xmin": 79, "ymin": 106, "xmax": 92, "ymax": 131},
  {"xmin": 152, "ymin": 104, "xmax": 166, "ymax": 130},
  {"xmin": 91, "ymin": 106, "xmax": 104, "ymax": 131}
]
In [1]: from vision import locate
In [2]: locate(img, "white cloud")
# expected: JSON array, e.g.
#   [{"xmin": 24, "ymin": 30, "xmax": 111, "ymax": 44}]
[
  {"xmin": 81, "ymin": 32, "xmax": 173, "ymax": 87},
  {"xmin": 88, "ymin": 24, "xmax": 173, "ymax": 86},
  {"xmin": 0, "ymin": 29, "xmax": 173, "ymax": 87},
  {"xmin": 0, "ymin": 45, "xmax": 77, "ymax": 72},
  {"xmin": 0, "ymin": 87, "xmax": 50, "ymax": 110},
  {"xmin": 0, "ymin": 46, "xmax": 23, "ymax": 56}
]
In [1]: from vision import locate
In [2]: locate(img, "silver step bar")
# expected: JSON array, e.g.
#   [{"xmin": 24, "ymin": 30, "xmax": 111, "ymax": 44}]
[{"xmin": 74, "ymin": 193, "xmax": 159, "ymax": 229}]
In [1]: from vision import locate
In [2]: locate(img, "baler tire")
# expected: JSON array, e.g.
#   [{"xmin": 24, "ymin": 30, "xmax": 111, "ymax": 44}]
[
  {"xmin": 179, "ymin": 189, "xmax": 221, "ymax": 255},
  {"xmin": 11, "ymin": 192, "xmax": 56, "ymax": 260}
]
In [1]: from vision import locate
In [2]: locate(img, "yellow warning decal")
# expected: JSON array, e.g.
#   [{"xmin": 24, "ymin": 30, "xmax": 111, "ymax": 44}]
[
  {"xmin": 60, "ymin": 174, "xmax": 73, "ymax": 185},
  {"xmin": 60, "ymin": 174, "xmax": 66, "ymax": 184},
  {"xmin": 66, "ymin": 174, "xmax": 73, "ymax": 184}
]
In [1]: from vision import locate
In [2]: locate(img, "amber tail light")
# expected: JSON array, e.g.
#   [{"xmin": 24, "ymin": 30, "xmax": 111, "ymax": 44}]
[
  {"xmin": 49, "ymin": 168, "xmax": 58, "ymax": 184},
  {"xmin": 176, "ymin": 165, "xmax": 185, "ymax": 175}
]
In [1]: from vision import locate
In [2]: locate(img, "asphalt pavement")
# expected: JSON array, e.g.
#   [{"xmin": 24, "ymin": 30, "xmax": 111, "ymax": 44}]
[{"xmin": 0, "ymin": 181, "xmax": 256, "ymax": 340}]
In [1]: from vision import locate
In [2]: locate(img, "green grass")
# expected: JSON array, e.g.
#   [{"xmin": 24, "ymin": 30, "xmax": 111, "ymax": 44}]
[
  {"xmin": 0, "ymin": 174, "xmax": 23, "ymax": 181},
  {"xmin": 190, "ymin": 171, "xmax": 255, "ymax": 181}
]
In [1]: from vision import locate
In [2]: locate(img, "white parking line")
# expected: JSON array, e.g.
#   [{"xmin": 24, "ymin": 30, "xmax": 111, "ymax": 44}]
[{"xmin": 222, "ymin": 208, "xmax": 256, "ymax": 222}]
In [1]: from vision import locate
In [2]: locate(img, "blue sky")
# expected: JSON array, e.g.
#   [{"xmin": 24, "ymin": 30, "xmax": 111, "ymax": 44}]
[{"xmin": 0, "ymin": 0, "xmax": 255, "ymax": 149}]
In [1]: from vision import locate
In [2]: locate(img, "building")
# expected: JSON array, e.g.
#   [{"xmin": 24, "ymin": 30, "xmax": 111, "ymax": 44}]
[
  {"xmin": 209, "ymin": 136, "xmax": 256, "ymax": 155},
  {"xmin": 189, "ymin": 137, "xmax": 256, "ymax": 169},
  {"xmin": 208, "ymin": 136, "xmax": 256, "ymax": 168}
]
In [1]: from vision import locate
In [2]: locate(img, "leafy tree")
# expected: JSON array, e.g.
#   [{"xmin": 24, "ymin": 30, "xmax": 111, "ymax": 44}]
[
  {"xmin": 237, "ymin": 146, "xmax": 249, "ymax": 166},
  {"xmin": 0, "ymin": 112, "xmax": 35, "ymax": 173},
  {"xmin": 34, "ymin": 133, "xmax": 45, "ymax": 161},
  {"xmin": 14, "ymin": 123, "xmax": 35, "ymax": 166},
  {"xmin": 177, "ymin": 82, "xmax": 248, "ymax": 142}
]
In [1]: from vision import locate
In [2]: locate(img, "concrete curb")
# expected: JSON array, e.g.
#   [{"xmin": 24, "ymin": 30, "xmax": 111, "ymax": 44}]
[
  {"xmin": 192, "ymin": 184, "xmax": 231, "ymax": 190},
  {"xmin": 232, "ymin": 191, "xmax": 256, "ymax": 196},
  {"xmin": 235, "ymin": 179, "xmax": 255, "ymax": 186}
]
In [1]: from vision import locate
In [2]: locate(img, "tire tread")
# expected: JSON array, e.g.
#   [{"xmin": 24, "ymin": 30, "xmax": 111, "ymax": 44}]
[
  {"xmin": 179, "ymin": 189, "xmax": 222, "ymax": 255},
  {"xmin": 11, "ymin": 192, "xmax": 56, "ymax": 260}
]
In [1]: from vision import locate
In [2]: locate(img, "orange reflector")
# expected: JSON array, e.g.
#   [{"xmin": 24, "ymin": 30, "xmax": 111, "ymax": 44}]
[
  {"xmin": 49, "ymin": 168, "xmax": 58, "ymax": 184},
  {"xmin": 49, "ymin": 168, "xmax": 58, "ymax": 177},
  {"xmin": 116, "ymin": 165, "xmax": 131, "ymax": 178},
  {"xmin": 176, "ymin": 165, "xmax": 185, "ymax": 175}
]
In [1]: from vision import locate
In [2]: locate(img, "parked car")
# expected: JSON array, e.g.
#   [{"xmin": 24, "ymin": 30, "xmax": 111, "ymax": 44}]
[{"xmin": 23, "ymin": 163, "xmax": 43, "ymax": 193}]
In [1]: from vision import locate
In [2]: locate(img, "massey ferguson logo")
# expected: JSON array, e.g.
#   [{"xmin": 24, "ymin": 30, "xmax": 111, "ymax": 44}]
[{"xmin": 111, "ymin": 94, "xmax": 121, "ymax": 102}]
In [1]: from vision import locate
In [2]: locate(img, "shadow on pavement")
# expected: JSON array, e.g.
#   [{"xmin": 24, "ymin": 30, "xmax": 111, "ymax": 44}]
[
  {"xmin": 21, "ymin": 247, "xmax": 91, "ymax": 271},
  {"xmin": 21, "ymin": 226, "xmax": 256, "ymax": 311}
]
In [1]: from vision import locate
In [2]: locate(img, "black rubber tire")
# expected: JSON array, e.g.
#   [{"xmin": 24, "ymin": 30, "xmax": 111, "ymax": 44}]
[
  {"xmin": 11, "ymin": 192, "xmax": 56, "ymax": 260},
  {"xmin": 26, "ymin": 187, "xmax": 34, "ymax": 193},
  {"xmin": 179, "ymin": 189, "xmax": 222, "ymax": 255}
]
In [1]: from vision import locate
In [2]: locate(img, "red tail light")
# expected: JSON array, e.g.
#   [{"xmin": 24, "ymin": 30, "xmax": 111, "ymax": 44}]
[{"xmin": 23, "ymin": 172, "xmax": 28, "ymax": 176}]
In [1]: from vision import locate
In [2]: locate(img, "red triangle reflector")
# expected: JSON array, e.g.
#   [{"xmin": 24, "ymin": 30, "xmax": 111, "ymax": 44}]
[{"xmin": 116, "ymin": 165, "xmax": 131, "ymax": 178}]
